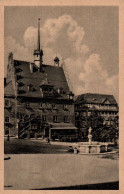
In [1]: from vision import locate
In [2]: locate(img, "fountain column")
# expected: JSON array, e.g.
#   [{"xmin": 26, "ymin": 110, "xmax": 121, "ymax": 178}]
[{"xmin": 88, "ymin": 127, "xmax": 92, "ymax": 145}]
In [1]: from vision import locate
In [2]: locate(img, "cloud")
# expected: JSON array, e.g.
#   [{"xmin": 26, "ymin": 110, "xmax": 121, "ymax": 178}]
[
  {"xmin": 75, "ymin": 54, "xmax": 118, "ymax": 100},
  {"xmin": 5, "ymin": 36, "xmax": 32, "ymax": 63},
  {"xmin": 5, "ymin": 14, "xmax": 118, "ymax": 100},
  {"xmin": 24, "ymin": 15, "xmax": 89, "ymax": 59},
  {"xmin": 23, "ymin": 27, "xmax": 37, "ymax": 49}
]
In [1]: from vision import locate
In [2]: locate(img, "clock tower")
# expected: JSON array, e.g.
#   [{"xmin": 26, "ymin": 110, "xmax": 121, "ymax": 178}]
[{"xmin": 34, "ymin": 18, "xmax": 43, "ymax": 71}]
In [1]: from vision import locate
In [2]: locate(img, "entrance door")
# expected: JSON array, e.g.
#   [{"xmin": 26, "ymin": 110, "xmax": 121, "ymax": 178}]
[{"xmin": 45, "ymin": 127, "xmax": 49, "ymax": 137}]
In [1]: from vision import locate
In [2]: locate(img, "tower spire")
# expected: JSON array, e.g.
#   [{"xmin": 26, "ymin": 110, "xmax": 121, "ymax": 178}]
[
  {"xmin": 34, "ymin": 18, "xmax": 43, "ymax": 70},
  {"xmin": 37, "ymin": 18, "xmax": 40, "ymax": 50}
]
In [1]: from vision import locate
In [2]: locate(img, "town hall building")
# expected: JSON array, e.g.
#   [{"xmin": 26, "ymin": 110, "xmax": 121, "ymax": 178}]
[{"xmin": 4, "ymin": 19, "xmax": 78, "ymax": 141}]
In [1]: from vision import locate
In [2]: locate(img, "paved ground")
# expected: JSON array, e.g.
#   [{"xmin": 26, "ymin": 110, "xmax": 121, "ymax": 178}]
[{"xmin": 4, "ymin": 154, "xmax": 119, "ymax": 190}]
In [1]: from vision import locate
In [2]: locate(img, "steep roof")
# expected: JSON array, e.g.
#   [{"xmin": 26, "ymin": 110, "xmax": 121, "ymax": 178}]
[
  {"xmin": 75, "ymin": 93, "xmax": 117, "ymax": 105},
  {"xmin": 4, "ymin": 81, "xmax": 15, "ymax": 96},
  {"xmin": 6, "ymin": 60, "xmax": 70, "ymax": 99},
  {"xmin": 54, "ymin": 56, "xmax": 60, "ymax": 61}
]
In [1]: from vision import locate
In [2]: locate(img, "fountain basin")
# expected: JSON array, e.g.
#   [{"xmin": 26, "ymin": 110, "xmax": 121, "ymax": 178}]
[{"xmin": 73, "ymin": 142, "xmax": 108, "ymax": 154}]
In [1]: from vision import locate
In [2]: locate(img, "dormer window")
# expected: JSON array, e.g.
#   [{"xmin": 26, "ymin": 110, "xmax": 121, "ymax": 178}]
[
  {"xmin": 57, "ymin": 87, "xmax": 64, "ymax": 94},
  {"xmin": 57, "ymin": 88, "xmax": 60, "ymax": 94},
  {"xmin": 43, "ymin": 87, "xmax": 48, "ymax": 92},
  {"xmin": 69, "ymin": 95, "xmax": 73, "ymax": 100},
  {"xmin": 67, "ymin": 91, "xmax": 74, "ymax": 100},
  {"xmin": 27, "ymin": 84, "xmax": 33, "ymax": 92},
  {"xmin": 39, "ymin": 84, "xmax": 53, "ymax": 98},
  {"xmin": 60, "ymin": 87, "xmax": 64, "ymax": 94}
]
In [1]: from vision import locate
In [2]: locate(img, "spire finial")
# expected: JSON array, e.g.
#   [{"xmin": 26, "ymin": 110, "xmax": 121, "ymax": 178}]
[{"xmin": 37, "ymin": 18, "xmax": 40, "ymax": 50}]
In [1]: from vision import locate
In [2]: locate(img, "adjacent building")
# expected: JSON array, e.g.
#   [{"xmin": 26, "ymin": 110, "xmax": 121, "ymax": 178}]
[
  {"xmin": 75, "ymin": 93, "xmax": 119, "ymax": 136},
  {"xmin": 4, "ymin": 19, "xmax": 77, "ymax": 140}
]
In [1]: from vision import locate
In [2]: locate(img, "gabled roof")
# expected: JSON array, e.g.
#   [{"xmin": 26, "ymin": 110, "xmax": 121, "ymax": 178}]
[
  {"xmin": 75, "ymin": 93, "xmax": 117, "ymax": 105},
  {"xmin": 6, "ymin": 60, "xmax": 70, "ymax": 99},
  {"xmin": 4, "ymin": 81, "xmax": 15, "ymax": 96},
  {"xmin": 102, "ymin": 98, "xmax": 111, "ymax": 104},
  {"xmin": 54, "ymin": 56, "xmax": 60, "ymax": 61}
]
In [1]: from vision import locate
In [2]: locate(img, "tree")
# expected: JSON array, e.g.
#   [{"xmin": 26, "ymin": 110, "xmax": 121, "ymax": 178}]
[
  {"xmin": 78, "ymin": 110, "xmax": 104, "ymax": 141},
  {"xmin": 99, "ymin": 116, "xmax": 119, "ymax": 142},
  {"xmin": 78, "ymin": 110, "xmax": 119, "ymax": 142}
]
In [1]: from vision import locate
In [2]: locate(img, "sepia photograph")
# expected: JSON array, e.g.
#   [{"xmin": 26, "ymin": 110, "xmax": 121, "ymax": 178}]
[{"xmin": 4, "ymin": 5, "xmax": 119, "ymax": 190}]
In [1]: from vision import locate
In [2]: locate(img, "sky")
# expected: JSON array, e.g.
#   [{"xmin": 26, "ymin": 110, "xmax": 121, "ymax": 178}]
[{"xmin": 4, "ymin": 6, "xmax": 119, "ymax": 101}]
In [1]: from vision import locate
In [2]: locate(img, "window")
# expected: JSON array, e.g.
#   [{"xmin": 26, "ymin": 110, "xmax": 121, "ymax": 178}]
[
  {"xmin": 5, "ymin": 117, "xmax": 9, "ymax": 123},
  {"xmin": 49, "ymin": 87, "xmax": 52, "ymax": 92},
  {"xmin": 39, "ymin": 103, "xmax": 42, "ymax": 109},
  {"xmin": 60, "ymin": 88, "xmax": 64, "ymax": 94},
  {"xmin": 69, "ymin": 95, "xmax": 73, "ymax": 100},
  {"xmin": 42, "ymin": 115, "xmax": 46, "ymax": 122},
  {"xmin": 44, "ymin": 103, "xmax": 51, "ymax": 109},
  {"xmin": 52, "ymin": 104, "xmax": 57, "ymax": 110},
  {"xmin": 17, "ymin": 112, "xmax": 23, "ymax": 119},
  {"xmin": 5, "ymin": 100, "xmax": 10, "ymax": 107},
  {"xmin": 82, "ymin": 112, "xmax": 86, "ymax": 116},
  {"xmin": 57, "ymin": 88, "xmax": 60, "ymax": 94},
  {"xmin": 43, "ymin": 87, "xmax": 48, "ymax": 92},
  {"xmin": 63, "ymin": 104, "xmax": 68, "ymax": 110},
  {"xmin": 64, "ymin": 116, "xmax": 68, "ymax": 123},
  {"xmin": 27, "ymin": 84, "xmax": 33, "ymax": 92},
  {"xmin": 26, "ymin": 102, "xmax": 30, "ymax": 108},
  {"xmin": 88, "ymin": 111, "xmax": 91, "ymax": 116},
  {"xmin": 53, "ymin": 116, "xmax": 58, "ymax": 122},
  {"xmin": 31, "ymin": 125, "xmax": 37, "ymax": 129}
]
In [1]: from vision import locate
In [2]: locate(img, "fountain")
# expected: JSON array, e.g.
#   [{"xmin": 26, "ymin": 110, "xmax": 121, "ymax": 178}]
[{"xmin": 73, "ymin": 127, "xmax": 108, "ymax": 154}]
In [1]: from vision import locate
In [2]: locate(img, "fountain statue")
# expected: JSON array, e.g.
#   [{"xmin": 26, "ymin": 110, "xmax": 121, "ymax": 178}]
[
  {"xmin": 73, "ymin": 126, "xmax": 108, "ymax": 154},
  {"xmin": 88, "ymin": 127, "xmax": 92, "ymax": 145}
]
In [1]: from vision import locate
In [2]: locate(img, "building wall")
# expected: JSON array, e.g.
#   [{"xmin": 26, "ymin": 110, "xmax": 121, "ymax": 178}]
[
  {"xmin": 4, "ymin": 96, "xmax": 75, "ymax": 136},
  {"xmin": 4, "ymin": 97, "xmax": 18, "ymax": 136},
  {"xmin": 16, "ymin": 100, "xmax": 75, "ymax": 124},
  {"xmin": 75, "ymin": 102, "xmax": 118, "ymax": 130}
]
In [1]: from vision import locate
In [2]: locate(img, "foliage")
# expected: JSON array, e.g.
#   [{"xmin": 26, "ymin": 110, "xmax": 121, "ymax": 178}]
[{"xmin": 78, "ymin": 111, "xmax": 119, "ymax": 142}]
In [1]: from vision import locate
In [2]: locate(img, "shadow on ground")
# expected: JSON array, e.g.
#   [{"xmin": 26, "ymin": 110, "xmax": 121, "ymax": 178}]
[
  {"xmin": 31, "ymin": 181, "xmax": 119, "ymax": 190},
  {"xmin": 4, "ymin": 138, "xmax": 71, "ymax": 154}
]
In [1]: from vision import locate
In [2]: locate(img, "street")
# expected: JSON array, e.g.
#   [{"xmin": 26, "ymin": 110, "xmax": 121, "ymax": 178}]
[{"xmin": 4, "ymin": 154, "xmax": 119, "ymax": 190}]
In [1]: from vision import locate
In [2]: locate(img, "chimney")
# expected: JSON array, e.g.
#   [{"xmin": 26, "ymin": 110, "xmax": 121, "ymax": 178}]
[
  {"xmin": 8, "ymin": 52, "xmax": 13, "ymax": 64},
  {"xmin": 54, "ymin": 56, "xmax": 60, "ymax": 66}
]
